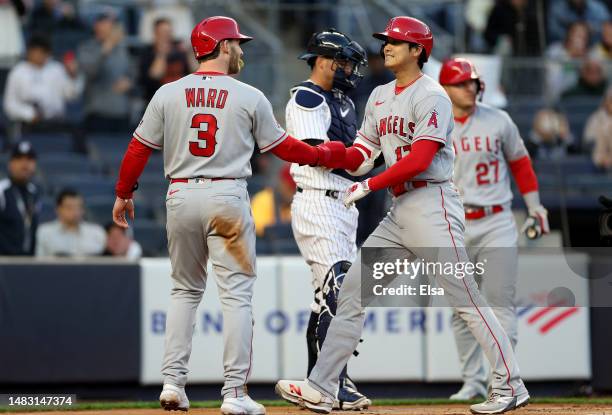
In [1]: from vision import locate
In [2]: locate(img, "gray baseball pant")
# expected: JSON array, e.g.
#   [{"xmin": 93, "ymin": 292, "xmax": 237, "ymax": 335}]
[
  {"xmin": 307, "ymin": 183, "xmax": 527, "ymax": 399},
  {"xmin": 161, "ymin": 178, "xmax": 256, "ymax": 399},
  {"xmin": 451, "ymin": 208, "xmax": 519, "ymax": 389}
]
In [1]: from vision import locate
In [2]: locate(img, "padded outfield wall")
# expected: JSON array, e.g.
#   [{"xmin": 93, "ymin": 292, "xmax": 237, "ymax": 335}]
[{"xmin": 0, "ymin": 253, "xmax": 600, "ymax": 387}]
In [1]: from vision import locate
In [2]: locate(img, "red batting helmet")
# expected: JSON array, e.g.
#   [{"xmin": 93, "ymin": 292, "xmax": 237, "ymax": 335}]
[
  {"xmin": 191, "ymin": 16, "xmax": 252, "ymax": 59},
  {"xmin": 373, "ymin": 16, "xmax": 433, "ymax": 60},
  {"xmin": 439, "ymin": 58, "xmax": 480, "ymax": 85},
  {"xmin": 439, "ymin": 57, "xmax": 485, "ymax": 100}
]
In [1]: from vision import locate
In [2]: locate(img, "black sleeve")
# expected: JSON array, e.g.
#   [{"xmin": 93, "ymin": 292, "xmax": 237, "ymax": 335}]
[
  {"xmin": 302, "ymin": 138, "xmax": 324, "ymax": 146},
  {"xmin": 484, "ymin": 5, "xmax": 509, "ymax": 49},
  {"xmin": 11, "ymin": 0, "xmax": 27, "ymax": 16}
]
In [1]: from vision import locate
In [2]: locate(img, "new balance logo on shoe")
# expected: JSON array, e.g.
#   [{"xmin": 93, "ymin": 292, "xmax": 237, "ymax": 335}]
[{"xmin": 289, "ymin": 384, "xmax": 302, "ymax": 396}]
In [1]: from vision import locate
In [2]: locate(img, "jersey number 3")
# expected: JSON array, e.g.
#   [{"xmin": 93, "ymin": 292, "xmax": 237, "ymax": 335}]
[{"xmin": 189, "ymin": 113, "xmax": 218, "ymax": 157}]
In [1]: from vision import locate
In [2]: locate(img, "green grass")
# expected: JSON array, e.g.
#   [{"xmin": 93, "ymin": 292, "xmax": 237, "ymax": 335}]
[{"xmin": 1, "ymin": 397, "xmax": 611, "ymax": 412}]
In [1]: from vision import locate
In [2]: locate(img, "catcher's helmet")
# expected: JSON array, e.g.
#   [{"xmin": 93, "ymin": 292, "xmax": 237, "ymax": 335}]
[
  {"xmin": 373, "ymin": 16, "xmax": 433, "ymax": 60},
  {"xmin": 439, "ymin": 57, "xmax": 484, "ymax": 99},
  {"xmin": 300, "ymin": 29, "xmax": 368, "ymax": 91},
  {"xmin": 191, "ymin": 16, "xmax": 252, "ymax": 59}
]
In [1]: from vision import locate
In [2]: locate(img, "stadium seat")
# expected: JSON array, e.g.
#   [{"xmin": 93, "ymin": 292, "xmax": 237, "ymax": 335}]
[
  {"xmin": 88, "ymin": 134, "xmax": 131, "ymax": 173},
  {"xmin": 255, "ymin": 238, "xmax": 273, "ymax": 255},
  {"xmin": 247, "ymin": 176, "xmax": 267, "ymax": 197},
  {"xmin": 37, "ymin": 153, "xmax": 101, "ymax": 178},
  {"xmin": 52, "ymin": 175, "xmax": 115, "ymax": 198},
  {"xmin": 559, "ymin": 97, "xmax": 601, "ymax": 147},
  {"xmin": 261, "ymin": 224, "xmax": 300, "ymax": 254},
  {"xmin": 270, "ymin": 238, "xmax": 300, "ymax": 255},
  {"xmin": 263, "ymin": 223, "xmax": 294, "ymax": 240},
  {"xmin": 38, "ymin": 197, "xmax": 57, "ymax": 224},
  {"xmin": 533, "ymin": 156, "xmax": 597, "ymax": 176},
  {"xmin": 85, "ymin": 197, "xmax": 114, "ymax": 225},
  {"xmin": 133, "ymin": 220, "xmax": 168, "ymax": 257},
  {"xmin": 21, "ymin": 132, "xmax": 75, "ymax": 154}
]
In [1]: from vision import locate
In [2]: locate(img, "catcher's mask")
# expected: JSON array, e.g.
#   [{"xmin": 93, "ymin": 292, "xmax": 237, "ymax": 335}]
[{"xmin": 300, "ymin": 29, "xmax": 368, "ymax": 92}]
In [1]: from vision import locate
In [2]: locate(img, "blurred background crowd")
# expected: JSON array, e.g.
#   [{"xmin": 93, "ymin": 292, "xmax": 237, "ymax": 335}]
[{"xmin": 0, "ymin": 0, "xmax": 610, "ymax": 257}]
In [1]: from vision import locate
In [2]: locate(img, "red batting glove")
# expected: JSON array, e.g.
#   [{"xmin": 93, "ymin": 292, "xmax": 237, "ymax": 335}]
[{"xmin": 314, "ymin": 141, "xmax": 347, "ymax": 169}]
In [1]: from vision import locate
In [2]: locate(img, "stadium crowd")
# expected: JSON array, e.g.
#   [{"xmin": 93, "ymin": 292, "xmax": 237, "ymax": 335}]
[{"xmin": 0, "ymin": 0, "xmax": 611, "ymax": 256}]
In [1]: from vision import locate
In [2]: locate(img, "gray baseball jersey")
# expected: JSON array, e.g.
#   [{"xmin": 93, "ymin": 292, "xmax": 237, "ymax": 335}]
[
  {"xmin": 452, "ymin": 103, "xmax": 529, "ymax": 206},
  {"xmin": 134, "ymin": 72, "xmax": 287, "ymax": 178},
  {"xmin": 358, "ymin": 74, "xmax": 454, "ymax": 182},
  {"xmin": 143, "ymin": 71, "xmax": 286, "ymax": 400}
]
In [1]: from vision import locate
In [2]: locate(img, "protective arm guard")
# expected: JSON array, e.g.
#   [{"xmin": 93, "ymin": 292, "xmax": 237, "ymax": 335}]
[{"xmin": 346, "ymin": 135, "xmax": 381, "ymax": 176}]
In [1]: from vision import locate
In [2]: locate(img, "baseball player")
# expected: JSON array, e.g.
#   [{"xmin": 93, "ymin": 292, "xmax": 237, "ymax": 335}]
[
  {"xmin": 112, "ymin": 16, "xmax": 347, "ymax": 415},
  {"xmin": 439, "ymin": 58, "xmax": 549, "ymax": 400},
  {"xmin": 276, "ymin": 16, "xmax": 530, "ymax": 415},
  {"xmin": 286, "ymin": 29, "xmax": 371, "ymax": 410}
]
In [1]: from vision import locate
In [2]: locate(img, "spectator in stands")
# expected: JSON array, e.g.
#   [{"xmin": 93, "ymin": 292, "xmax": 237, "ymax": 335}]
[
  {"xmin": 347, "ymin": 47, "xmax": 394, "ymax": 122},
  {"xmin": 484, "ymin": 0, "xmax": 542, "ymax": 56},
  {"xmin": 548, "ymin": 0, "xmax": 610, "ymax": 43},
  {"xmin": 36, "ymin": 189, "xmax": 106, "ymax": 257},
  {"xmin": 3, "ymin": 34, "xmax": 86, "ymax": 151},
  {"xmin": 138, "ymin": 17, "xmax": 190, "ymax": 103},
  {"xmin": 103, "ymin": 222, "xmax": 142, "ymax": 259},
  {"xmin": 546, "ymin": 21, "xmax": 591, "ymax": 101},
  {"xmin": 562, "ymin": 57, "xmax": 608, "ymax": 97},
  {"xmin": 137, "ymin": 0, "xmax": 195, "ymax": 44},
  {"xmin": 591, "ymin": 20, "xmax": 612, "ymax": 59},
  {"xmin": 28, "ymin": 0, "xmax": 81, "ymax": 36},
  {"xmin": 586, "ymin": 86, "xmax": 612, "ymax": 168},
  {"xmin": 251, "ymin": 164, "xmax": 295, "ymax": 237},
  {"xmin": 526, "ymin": 108, "xmax": 575, "ymax": 160},
  {"xmin": 0, "ymin": 0, "xmax": 26, "ymax": 68},
  {"xmin": 77, "ymin": 9, "xmax": 132, "ymax": 132},
  {"xmin": 0, "ymin": 142, "xmax": 39, "ymax": 256}
]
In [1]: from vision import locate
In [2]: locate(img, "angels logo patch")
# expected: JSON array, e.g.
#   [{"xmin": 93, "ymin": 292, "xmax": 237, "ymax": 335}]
[{"xmin": 427, "ymin": 110, "xmax": 439, "ymax": 128}]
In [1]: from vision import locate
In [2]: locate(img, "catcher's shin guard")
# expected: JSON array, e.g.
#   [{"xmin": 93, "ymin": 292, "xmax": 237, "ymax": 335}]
[
  {"xmin": 306, "ymin": 310, "xmax": 319, "ymax": 376},
  {"xmin": 306, "ymin": 261, "xmax": 352, "ymax": 375}
]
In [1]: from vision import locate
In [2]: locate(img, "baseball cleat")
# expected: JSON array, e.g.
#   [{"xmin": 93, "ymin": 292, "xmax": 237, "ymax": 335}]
[
  {"xmin": 333, "ymin": 378, "xmax": 371, "ymax": 410},
  {"xmin": 275, "ymin": 379, "xmax": 334, "ymax": 414},
  {"xmin": 450, "ymin": 382, "xmax": 488, "ymax": 400},
  {"xmin": 220, "ymin": 395, "xmax": 266, "ymax": 415},
  {"xmin": 470, "ymin": 392, "xmax": 529, "ymax": 414},
  {"xmin": 159, "ymin": 384, "xmax": 189, "ymax": 412}
]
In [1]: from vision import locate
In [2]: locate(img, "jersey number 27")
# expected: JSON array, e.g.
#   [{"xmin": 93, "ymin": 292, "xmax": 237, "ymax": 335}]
[
  {"xmin": 476, "ymin": 160, "xmax": 499, "ymax": 185},
  {"xmin": 189, "ymin": 113, "xmax": 218, "ymax": 157}
]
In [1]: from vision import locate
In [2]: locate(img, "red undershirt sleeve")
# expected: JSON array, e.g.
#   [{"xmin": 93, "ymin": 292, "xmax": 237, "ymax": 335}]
[
  {"xmin": 368, "ymin": 140, "xmax": 442, "ymax": 192},
  {"xmin": 115, "ymin": 138, "xmax": 153, "ymax": 199},
  {"xmin": 508, "ymin": 155, "xmax": 538, "ymax": 194},
  {"xmin": 269, "ymin": 135, "xmax": 319, "ymax": 165}
]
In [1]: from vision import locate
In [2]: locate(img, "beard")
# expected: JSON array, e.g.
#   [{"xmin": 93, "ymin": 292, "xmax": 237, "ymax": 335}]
[{"xmin": 228, "ymin": 48, "xmax": 243, "ymax": 75}]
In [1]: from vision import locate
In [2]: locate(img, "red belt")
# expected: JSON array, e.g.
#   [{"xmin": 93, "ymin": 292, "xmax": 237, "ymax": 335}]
[
  {"xmin": 391, "ymin": 180, "xmax": 428, "ymax": 197},
  {"xmin": 170, "ymin": 178, "xmax": 235, "ymax": 183},
  {"xmin": 464, "ymin": 205, "xmax": 504, "ymax": 220}
]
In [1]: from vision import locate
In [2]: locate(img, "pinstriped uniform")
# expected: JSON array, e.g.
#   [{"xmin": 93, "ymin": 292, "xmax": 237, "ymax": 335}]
[
  {"xmin": 450, "ymin": 103, "xmax": 529, "ymax": 390},
  {"xmin": 285, "ymin": 82, "xmax": 358, "ymax": 312}
]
